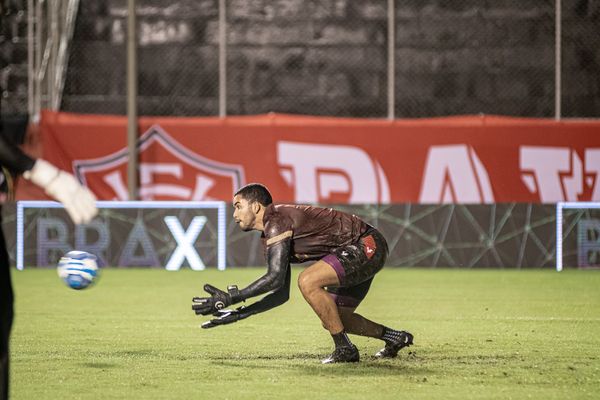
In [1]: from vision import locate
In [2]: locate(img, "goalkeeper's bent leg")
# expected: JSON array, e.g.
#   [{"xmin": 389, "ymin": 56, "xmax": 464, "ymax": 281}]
[
  {"xmin": 338, "ymin": 307, "xmax": 413, "ymax": 358},
  {"xmin": 338, "ymin": 307, "xmax": 384, "ymax": 338},
  {"xmin": 298, "ymin": 262, "xmax": 346, "ymax": 334},
  {"xmin": 298, "ymin": 262, "xmax": 361, "ymax": 363}
]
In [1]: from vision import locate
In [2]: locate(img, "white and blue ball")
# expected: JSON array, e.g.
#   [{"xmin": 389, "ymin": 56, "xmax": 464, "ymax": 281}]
[{"xmin": 57, "ymin": 251, "xmax": 99, "ymax": 290}]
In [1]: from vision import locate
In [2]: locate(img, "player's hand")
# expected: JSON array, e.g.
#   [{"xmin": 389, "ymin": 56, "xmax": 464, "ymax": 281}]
[
  {"xmin": 24, "ymin": 159, "xmax": 98, "ymax": 224},
  {"xmin": 191, "ymin": 284, "xmax": 232, "ymax": 316},
  {"xmin": 201, "ymin": 307, "xmax": 251, "ymax": 329}
]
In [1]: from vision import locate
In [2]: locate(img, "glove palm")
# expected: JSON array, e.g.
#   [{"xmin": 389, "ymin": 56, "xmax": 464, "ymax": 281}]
[
  {"xmin": 201, "ymin": 307, "xmax": 251, "ymax": 329},
  {"xmin": 192, "ymin": 284, "xmax": 232, "ymax": 315}
]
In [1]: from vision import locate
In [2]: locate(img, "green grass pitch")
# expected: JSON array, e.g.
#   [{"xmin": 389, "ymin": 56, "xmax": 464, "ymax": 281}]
[{"xmin": 10, "ymin": 268, "xmax": 600, "ymax": 399}]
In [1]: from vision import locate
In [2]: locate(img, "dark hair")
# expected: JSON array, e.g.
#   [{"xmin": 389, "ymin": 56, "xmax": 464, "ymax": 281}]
[{"xmin": 234, "ymin": 183, "xmax": 273, "ymax": 206}]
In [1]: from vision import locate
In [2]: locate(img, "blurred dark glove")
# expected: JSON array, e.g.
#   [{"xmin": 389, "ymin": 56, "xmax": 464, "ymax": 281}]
[
  {"xmin": 192, "ymin": 284, "xmax": 242, "ymax": 316},
  {"xmin": 201, "ymin": 306, "xmax": 252, "ymax": 329}
]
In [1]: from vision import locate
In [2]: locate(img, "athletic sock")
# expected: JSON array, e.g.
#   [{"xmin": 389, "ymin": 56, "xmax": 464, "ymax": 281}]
[
  {"xmin": 381, "ymin": 326, "xmax": 403, "ymax": 344},
  {"xmin": 331, "ymin": 330, "xmax": 353, "ymax": 349}
]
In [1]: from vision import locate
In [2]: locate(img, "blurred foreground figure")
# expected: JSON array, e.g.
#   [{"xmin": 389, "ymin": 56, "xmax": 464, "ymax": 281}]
[
  {"xmin": 192, "ymin": 183, "xmax": 413, "ymax": 363},
  {"xmin": 0, "ymin": 125, "xmax": 97, "ymax": 400}
]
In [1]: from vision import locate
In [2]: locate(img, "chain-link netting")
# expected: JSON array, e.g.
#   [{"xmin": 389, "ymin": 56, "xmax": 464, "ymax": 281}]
[
  {"xmin": 63, "ymin": 1, "xmax": 125, "ymax": 115},
  {"xmin": 64, "ymin": 0, "xmax": 220, "ymax": 116},
  {"xmin": 4, "ymin": 0, "xmax": 600, "ymax": 118},
  {"xmin": 134, "ymin": 0, "xmax": 219, "ymax": 116},
  {"xmin": 1, "ymin": 0, "xmax": 28, "ymax": 117},
  {"xmin": 395, "ymin": 0, "xmax": 556, "ymax": 117},
  {"xmin": 561, "ymin": 0, "xmax": 600, "ymax": 118},
  {"xmin": 226, "ymin": 0, "xmax": 388, "ymax": 117}
]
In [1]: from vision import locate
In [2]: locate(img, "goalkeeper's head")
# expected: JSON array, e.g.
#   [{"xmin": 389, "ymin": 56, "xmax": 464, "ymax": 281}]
[{"xmin": 233, "ymin": 183, "xmax": 272, "ymax": 231}]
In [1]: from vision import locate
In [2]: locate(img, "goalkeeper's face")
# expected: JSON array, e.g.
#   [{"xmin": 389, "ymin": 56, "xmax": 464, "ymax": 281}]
[{"xmin": 233, "ymin": 195, "xmax": 258, "ymax": 231}]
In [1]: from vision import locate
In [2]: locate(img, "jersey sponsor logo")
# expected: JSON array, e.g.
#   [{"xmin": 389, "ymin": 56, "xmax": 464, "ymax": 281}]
[
  {"xmin": 361, "ymin": 235, "xmax": 376, "ymax": 259},
  {"xmin": 419, "ymin": 145, "xmax": 494, "ymax": 203},
  {"xmin": 277, "ymin": 141, "xmax": 390, "ymax": 204},
  {"xmin": 73, "ymin": 125, "xmax": 245, "ymax": 201},
  {"xmin": 520, "ymin": 146, "xmax": 599, "ymax": 202}
]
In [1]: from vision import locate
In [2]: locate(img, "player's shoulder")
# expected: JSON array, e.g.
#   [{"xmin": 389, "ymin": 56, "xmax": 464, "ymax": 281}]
[
  {"xmin": 264, "ymin": 204, "xmax": 294, "ymax": 238},
  {"xmin": 273, "ymin": 203, "xmax": 325, "ymax": 216},
  {"xmin": 266, "ymin": 203, "xmax": 298, "ymax": 219}
]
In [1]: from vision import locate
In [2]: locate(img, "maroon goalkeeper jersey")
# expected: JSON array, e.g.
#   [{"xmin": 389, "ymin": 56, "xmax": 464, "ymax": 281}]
[{"xmin": 261, "ymin": 204, "xmax": 371, "ymax": 263}]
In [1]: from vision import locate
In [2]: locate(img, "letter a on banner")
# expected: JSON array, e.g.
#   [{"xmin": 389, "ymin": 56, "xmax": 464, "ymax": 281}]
[
  {"xmin": 419, "ymin": 145, "xmax": 494, "ymax": 203},
  {"xmin": 164, "ymin": 216, "xmax": 207, "ymax": 270}
]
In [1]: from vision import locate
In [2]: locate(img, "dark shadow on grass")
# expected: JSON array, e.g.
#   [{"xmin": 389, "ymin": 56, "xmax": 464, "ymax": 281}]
[
  {"xmin": 208, "ymin": 353, "xmax": 432, "ymax": 376},
  {"xmin": 430, "ymin": 353, "xmax": 523, "ymax": 365},
  {"xmin": 112, "ymin": 349, "xmax": 155, "ymax": 357},
  {"xmin": 81, "ymin": 362, "xmax": 118, "ymax": 369},
  {"xmin": 207, "ymin": 350, "xmax": 420, "ymax": 363},
  {"xmin": 296, "ymin": 361, "xmax": 433, "ymax": 377},
  {"xmin": 90, "ymin": 349, "xmax": 157, "ymax": 361},
  {"xmin": 208, "ymin": 352, "xmax": 323, "ymax": 361}
]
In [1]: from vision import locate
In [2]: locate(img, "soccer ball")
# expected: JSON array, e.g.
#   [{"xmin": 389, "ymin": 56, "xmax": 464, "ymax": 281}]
[{"xmin": 57, "ymin": 251, "xmax": 99, "ymax": 290}]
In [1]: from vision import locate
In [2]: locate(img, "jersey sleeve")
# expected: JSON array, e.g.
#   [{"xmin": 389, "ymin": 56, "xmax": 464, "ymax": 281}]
[
  {"xmin": 263, "ymin": 214, "xmax": 293, "ymax": 247},
  {"xmin": 239, "ymin": 264, "xmax": 291, "ymax": 316},
  {"xmin": 237, "ymin": 214, "xmax": 293, "ymax": 301}
]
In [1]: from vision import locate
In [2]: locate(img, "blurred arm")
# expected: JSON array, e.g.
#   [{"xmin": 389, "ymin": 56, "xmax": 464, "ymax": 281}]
[
  {"xmin": 0, "ymin": 134, "xmax": 35, "ymax": 174},
  {"xmin": 0, "ymin": 126, "xmax": 97, "ymax": 224}
]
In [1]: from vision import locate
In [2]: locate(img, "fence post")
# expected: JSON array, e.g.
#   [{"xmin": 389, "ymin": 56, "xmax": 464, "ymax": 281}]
[
  {"xmin": 127, "ymin": 0, "xmax": 138, "ymax": 200},
  {"xmin": 219, "ymin": 0, "xmax": 227, "ymax": 118},
  {"xmin": 27, "ymin": 0, "xmax": 34, "ymax": 118},
  {"xmin": 555, "ymin": 0, "xmax": 561, "ymax": 120},
  {"xmin": 387, "ymin": 0, "xmax": 395, "ymax": 120}
]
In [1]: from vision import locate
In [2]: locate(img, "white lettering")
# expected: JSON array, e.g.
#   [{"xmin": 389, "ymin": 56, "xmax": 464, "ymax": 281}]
[
  {"xmin": 103, "ymin": 171, "xmax": 129, "ymax": 201},
  {"xmin": 140, "ymin": 163, "xmax": 190, "ymax": 200},
  {"xmin": 191, "ymin": 175, "xmax": 216, "ymax": 200},
  {"xmin": 277, "ymin": 141, "xmax": 390, "ymax": 203},
  {"xmin": 419, "ymin": 145, "xmax": 494, "ymax": 203},
  {"xmin": 164, "ymin": 216, "xmax": 206, "ymax": 271},
  {"xmin": 520, "ymin": 147, "xmax": 585, "ymax": 202},
  {"xmin": 585, "ymin": 149, "xmax": 600, "ymax": 201}
]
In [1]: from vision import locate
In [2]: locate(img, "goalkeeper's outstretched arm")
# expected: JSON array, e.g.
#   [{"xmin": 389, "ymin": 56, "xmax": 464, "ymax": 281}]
[
  {"xmin": 192, "ymin": 236, "xmax": 291, "ymax": 316},
  {"xmin": 200, "ymin": 266, "xmax": 291, "ymax": 329},
  {"xmin": 236, "ymin": 236, "xmax": 291, "ymax": 301},
  {"xmin": 241, "ymin": 265, "xmax": 291, "ymax": 316},
  {"xmin": 197, "ymin": 242, "xmax": 292, "ymax": 328}
]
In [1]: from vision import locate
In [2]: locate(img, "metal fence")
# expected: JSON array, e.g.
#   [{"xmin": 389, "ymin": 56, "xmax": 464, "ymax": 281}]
[{"xmin": 2, "ymin": 0, "xmax": 600, "ymax": 119}]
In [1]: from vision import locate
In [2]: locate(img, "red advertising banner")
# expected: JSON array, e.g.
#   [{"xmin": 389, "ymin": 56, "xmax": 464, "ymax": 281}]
[{"xmin": 39, "ymin": 110, "xmax": 600, "ymax": 204}]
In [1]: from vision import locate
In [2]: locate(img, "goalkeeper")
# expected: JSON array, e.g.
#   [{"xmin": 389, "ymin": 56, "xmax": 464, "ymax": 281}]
[
  {"xmin": 192, "ymin": 183, "xmax": 413, "ymax": 364},
  {"xmin": 0, "ymin": 126, "xmax": 97, "ymax": 400}
]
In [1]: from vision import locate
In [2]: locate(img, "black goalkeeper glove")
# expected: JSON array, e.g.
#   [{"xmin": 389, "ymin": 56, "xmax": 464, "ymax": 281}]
[
  {"xmin": 201, "ymin": 306, "xmax": 252, "ymax": 329},
  {"xmin": 191, "ymin": 284, "xmax": 242, "ymax": 316}
]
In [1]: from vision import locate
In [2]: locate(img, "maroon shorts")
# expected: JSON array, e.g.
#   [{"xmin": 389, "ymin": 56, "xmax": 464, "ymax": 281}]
[{"xmin": 322, "ymin": 228, "xmax": 388, "ymax": 308}]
